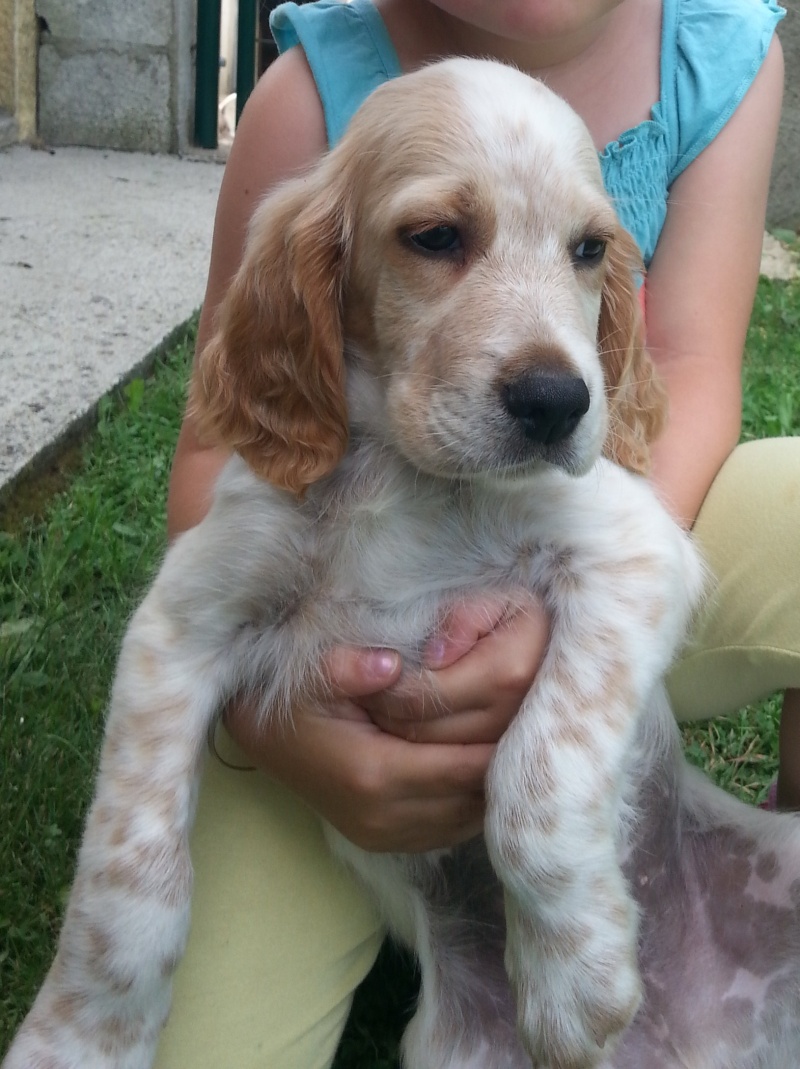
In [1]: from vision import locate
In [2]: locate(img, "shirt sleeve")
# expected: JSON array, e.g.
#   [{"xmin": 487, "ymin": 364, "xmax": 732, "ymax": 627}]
[
  {"xmin": 661, "ymin": 0, "xmax": 785, "ymax": 184},
  {"xmin": 270, "ymin": 0, "xmax": 402, "ymax": 147}
]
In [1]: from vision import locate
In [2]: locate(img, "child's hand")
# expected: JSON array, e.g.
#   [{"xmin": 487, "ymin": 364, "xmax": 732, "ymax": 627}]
[
  {"xmin": 363, "ymin": 595, "xmax": 549, "ymax": 744},
  {"xmin": 223, "ymin": 598, "xmax": 549, "ymax": 852}
]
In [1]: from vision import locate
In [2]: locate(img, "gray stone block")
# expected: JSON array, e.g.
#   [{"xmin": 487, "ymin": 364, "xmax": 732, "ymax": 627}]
[
  {"xmin": 39, "ymin": 44, "xmax": 172, "ymax": 153},
  {"xmin": 769, "ymin": 10, "xmax": 800, "ymax": 231},
  {"xmin": 37, "ymin": 0, "xmax": 173, "ymax": 49},
  {"xmin": 0, "ymin": 110, "xmax": 19, "ymax": 148}
]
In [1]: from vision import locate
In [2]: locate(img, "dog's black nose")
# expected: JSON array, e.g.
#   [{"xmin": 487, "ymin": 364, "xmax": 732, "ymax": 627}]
[{"xmin": 501, "ymin": 372, "xmax": 591, "ymax": 445}]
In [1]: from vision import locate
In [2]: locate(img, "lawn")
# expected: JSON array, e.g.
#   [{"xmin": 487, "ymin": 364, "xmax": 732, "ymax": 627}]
[{"xmin": 2, "ymin": 275, "xmax": 800, "ymax": 1063}]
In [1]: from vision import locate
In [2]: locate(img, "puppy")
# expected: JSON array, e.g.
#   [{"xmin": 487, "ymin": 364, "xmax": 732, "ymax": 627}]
[{"xmin": 5, "ymin": 59, "xmax": 800, "ymax": 1069}]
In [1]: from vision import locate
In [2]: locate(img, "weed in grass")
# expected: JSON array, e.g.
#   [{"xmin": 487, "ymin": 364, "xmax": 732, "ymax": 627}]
[
  {"xmin": 1, "ymin": 279, "xmax": 799, "ymax": 1066},
  {"xmin": 681, "ymin": 695, "xmax": 782, "ymax": 806}
]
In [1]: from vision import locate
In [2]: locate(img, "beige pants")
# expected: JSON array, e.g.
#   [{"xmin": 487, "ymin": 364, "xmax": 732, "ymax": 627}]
[
  {"xmin": 669, "ymin": 438, "xmax": 800, "ymax": 719},
  {"xmin": 155, "ymin": 437, "xmax": 800, "ymax": 1069}
]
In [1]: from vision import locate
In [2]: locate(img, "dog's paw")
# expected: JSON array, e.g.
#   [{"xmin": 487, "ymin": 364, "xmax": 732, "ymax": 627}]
[
  {"xmin": 3, "ymin": 1014, "xmax": 157, "ymax": 1069},
  {"xmin": 2, "ymin": 1030, "xmax": 74, "ymax": 1069},
  {"xmin": 506, "ymin": 913, "xmax": 642, "ymax": 1069}
]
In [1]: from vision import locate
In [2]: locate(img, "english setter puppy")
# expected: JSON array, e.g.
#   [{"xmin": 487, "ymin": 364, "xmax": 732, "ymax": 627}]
[{"xmin": 5, "ymin": 59, "xmax": 800, "ymax": 1069}]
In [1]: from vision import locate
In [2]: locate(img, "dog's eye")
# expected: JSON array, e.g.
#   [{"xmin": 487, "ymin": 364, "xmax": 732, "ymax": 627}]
[
  {"xmin": 573, "ymin": 237, "xmax": 607, "ymax": 266},
  {"xmin": 409, "ymin": 225, "xmax": 463, "ymax": 255}
]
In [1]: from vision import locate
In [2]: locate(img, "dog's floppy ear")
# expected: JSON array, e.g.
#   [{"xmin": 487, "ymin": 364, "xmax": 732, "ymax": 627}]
[
  {"xmin": 598, "ymin": 228, "xmax": 667, "ymax": 476},
  {"xmin": 190, "ymin": 160, "xmax": 353, "ymax": 495}
]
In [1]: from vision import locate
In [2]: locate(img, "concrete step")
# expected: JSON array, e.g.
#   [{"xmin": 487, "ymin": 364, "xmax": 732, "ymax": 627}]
[{"xmin": 0, "ymin": 143, "xmax": 223, "ymax": 499}]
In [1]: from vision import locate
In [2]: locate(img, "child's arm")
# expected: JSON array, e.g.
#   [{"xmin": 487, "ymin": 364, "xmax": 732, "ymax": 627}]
[
  {"xmin": 167, "ymin": 50, "xmax": 548, "ymax": 852},
  {"xmin": 167, "ymin": 49, "xmax": 327, "ymax": 537},
  {"xmin": 646, "ymin": 37, "xmax": 784, "ymax": 529}
]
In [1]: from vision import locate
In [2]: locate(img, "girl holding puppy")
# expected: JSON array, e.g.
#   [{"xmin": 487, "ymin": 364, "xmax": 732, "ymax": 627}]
[{"xmin": 160, "ymin": 2, "xmax": 796, "ymax": 1065}]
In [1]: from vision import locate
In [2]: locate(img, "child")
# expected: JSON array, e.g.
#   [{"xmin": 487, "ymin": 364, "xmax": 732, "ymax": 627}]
[{"xmin": 159, "ymin": 1, "xmax": 797, "ymax": 1066}]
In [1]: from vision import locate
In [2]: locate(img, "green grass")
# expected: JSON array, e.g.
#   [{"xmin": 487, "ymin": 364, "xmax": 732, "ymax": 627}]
[
  {"xmin": 1, "ymin": 328, "xmax": 194, "ymax": 1042},
  {"xmin": 679, "ymin": 274, "xmax": 800, "ymax": 807},
  {"xmin": 741, "ymin": 276, "xmax": 800, "ymax": 440},
  {"xmin": 2, "ymin": 277, "xmax": 800, "ymax": 1063}
]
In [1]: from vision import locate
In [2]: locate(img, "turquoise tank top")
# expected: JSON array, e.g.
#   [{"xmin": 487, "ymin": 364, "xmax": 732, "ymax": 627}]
[{"xmin": 271, "ymin": 0, "xmax": 784, "ymax": 266}]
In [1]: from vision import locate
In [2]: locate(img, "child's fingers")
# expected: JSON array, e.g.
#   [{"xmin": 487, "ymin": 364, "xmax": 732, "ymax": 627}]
[
  {"xmin": 228, "ymin": 695, "xmax": 492, "ymax": 851},
  {"xmin": 364, "ymin": 599, "xmax": 550, "ymax": 741},
  {"xmin": 318, "ymin": 728, "xmax": 492, "ymax": 851},
  {"xmin": 322, "ymin": 645, "xmax": 403, "ymax": 699},
  {"xmin": 427, "ymin": 599, "xmax": 549, "ymax": 710},
  {"xmin": 424, "ymin": 595, "xmax": 512, "ymax": 669}
]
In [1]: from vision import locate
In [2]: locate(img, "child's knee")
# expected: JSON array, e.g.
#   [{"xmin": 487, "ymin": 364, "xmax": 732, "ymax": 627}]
[{"xmin": 669, "ymin": 438, "xmax": 800, "ymax": 720}]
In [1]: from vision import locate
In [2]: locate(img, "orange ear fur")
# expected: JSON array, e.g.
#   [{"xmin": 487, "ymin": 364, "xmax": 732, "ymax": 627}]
[
  {"xmin": 598, "ymin": 228, "xmax": 667, "ymax": 475},
  {"xmin": 189, "ymin": 164, "xmax": 352, "ymax": 496}
]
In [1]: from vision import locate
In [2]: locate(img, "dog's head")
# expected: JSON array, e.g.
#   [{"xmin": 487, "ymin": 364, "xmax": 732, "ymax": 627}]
[{"xmin": 191, "ymin": 59, "xmax": 665, "ymax": 495}]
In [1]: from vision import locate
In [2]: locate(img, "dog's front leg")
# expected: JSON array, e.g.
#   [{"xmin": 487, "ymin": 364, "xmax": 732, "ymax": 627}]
[
  {"xmin": 485, "ymin": 473, "xmax": 704, "ymax": 1069},
  {"xmin": 3, "ymin": 471, "xmax": 289, "ymax": 1069},
  {"xmin": 486, "ymin": 640, "xmax": 644, "ymax": 1069},
  {"xmin": 2, "ymin": 584, "xmax": 225, "ymax": 1069},
  {"xmin": 1, "ymin": 526, "xmax": 257, "ymax": 1069}
]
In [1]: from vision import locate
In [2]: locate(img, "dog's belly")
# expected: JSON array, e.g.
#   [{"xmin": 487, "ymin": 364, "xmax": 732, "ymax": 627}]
[
  {"xmin": 389, "ymin": 826, "xmax": 800, "ymax": 1069},
  {"xmin": 381, "ymin": 721, "xmax": 800, "ymax": 1069},
  {"xmin": 607, "ymin": 763, "xmax": 800, "ymax": 1069}
]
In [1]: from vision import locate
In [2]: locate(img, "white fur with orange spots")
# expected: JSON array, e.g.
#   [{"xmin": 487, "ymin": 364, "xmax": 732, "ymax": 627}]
[{"xmin": 4, "ymin": 60, "xmax": 755, "ymax": 1069}]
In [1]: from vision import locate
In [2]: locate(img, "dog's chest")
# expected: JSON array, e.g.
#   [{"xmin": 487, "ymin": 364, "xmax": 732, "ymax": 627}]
[{"xmin": 294, "ymin": 470, "xmax": 562, "ymax": 652}]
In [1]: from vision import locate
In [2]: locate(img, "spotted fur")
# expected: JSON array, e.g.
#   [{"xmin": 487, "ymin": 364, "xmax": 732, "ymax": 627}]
[{"xmin": 6, "ymin": 61, "xmax": 800, "ymax": 1069}]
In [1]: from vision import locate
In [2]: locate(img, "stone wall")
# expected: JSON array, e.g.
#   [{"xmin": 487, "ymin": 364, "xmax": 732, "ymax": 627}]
[
  {"xmin": 0, "ymin": 0, "xmax": 37, "ymax": 145},
  {"xmin": 10, "ymin": 0, "xmax": 800, "ymax": 226},
  {"xmin": 770, "ymin": 6, "xmax": 800, "ymax": 231},
  {"xmin": 36, "ymin": 0, "xmax": 194, "ymax": 153}
]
